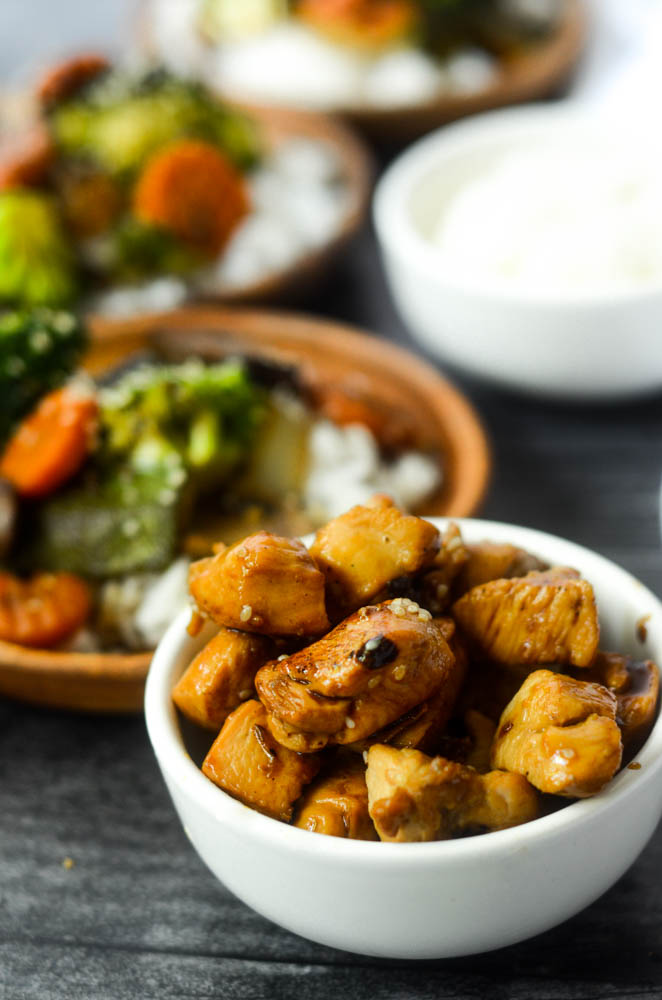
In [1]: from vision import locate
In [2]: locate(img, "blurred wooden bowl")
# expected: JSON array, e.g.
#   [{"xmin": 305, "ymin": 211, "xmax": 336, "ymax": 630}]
[
  {"xmin": 0, "ymin": 306, "xmax": 490, "ymax": 714},
  {"xmin": 138, "ymin": 0, "xmax": 585, "ymax": 146},
  {"xmin": 342, "ymin": 0, "xmax": 586, "ymax": 143}
]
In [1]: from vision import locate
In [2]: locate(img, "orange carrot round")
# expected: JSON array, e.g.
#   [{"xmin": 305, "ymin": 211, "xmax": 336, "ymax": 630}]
[
  {"xmin": 0, "ymin": 386, "xmax": 98, "ymax": 498},
  {"xmin": 0, "ymin": 571, "xmax": 91, "ymax": 647},
  {"xmin": 133, "ymin": 139, "xmax": 250, "ymax": 257}
]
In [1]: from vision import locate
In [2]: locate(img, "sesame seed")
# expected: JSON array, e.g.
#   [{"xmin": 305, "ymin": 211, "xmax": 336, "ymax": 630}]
[
  {"xmin": 238, "ymin": 689, "xmax": 252, "ymax": 701},
  {"xmin": 277, "ymin": 654, "xmax": 289, "ymax": 661},
  {"xmin": 406, "ymin": 601, "xmax": 420, "ymax": 613},
  {"xmin": 240, "ymin": 605, "xmax": 252, "ymax": 622},
  {"xmin": 362, "ymin": 750, "xmax": 369, "ymax": 764},
  {"xmin": 345, "ymin": 717, "xmax": 356, "ymax": 729},
  {"xmin": 418, "ymin": 609, "xmax": 432, "ymax": 622},
  {"xmin": 393, "ymin": 665, "xmax": 406, "ymax": 681},
  {"xmin": 391, "ymin": 605, "xmax": 406, "ymax": 617},
  {"xmin": 367, "ymin": 676, "xmax": 381, "ymax": 689}
]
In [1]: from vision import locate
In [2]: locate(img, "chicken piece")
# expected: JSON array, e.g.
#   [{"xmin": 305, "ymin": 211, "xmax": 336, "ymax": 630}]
[
  {"xmin": 189, "ymin": 531, "xmax": 330, "ymax": 637},
  {"xmin": 491, "ymin": 669, "xmax": 622, "ymax": 797},
  {"xmin": 464, "ymin": 710, "xmax": 496, "ymax": 773},
  {"xmin": 454, "ymin": 541, "xmax": 547, "ymax": 596},
  {"xmin": 256, "ymin": 600, "xmax": 456, "ymax": 752},
  {"xmin": 310, "ymin": 496, "xmax": 440, "ymax": 619},
  {"xmin": 347, "ymin": 619, "xmax": 467, "ymax": 754},
  {"xmin": 293, "ymin": 755, "xmax": 377, "ymax": 840},
  {"xmin": 172, "ymin": 627, "xmax": 273, "ymax": 730},
  {"xmin": 579, "ymin": 651, "xmax": 659, "ymax": 746},
  {"xmin": 452, "ymin": 568, "xmax": 600, "ymax": 668},
  {"xmin": 202, "ymin": 699, "xmax": 320, "ymax": 821},
  {"xmin": 366, "ymin": 744, "xmax": 538, "ymax": 842}
]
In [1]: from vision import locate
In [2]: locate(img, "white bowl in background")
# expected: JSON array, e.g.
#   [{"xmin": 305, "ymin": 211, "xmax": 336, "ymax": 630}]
[
  {"xmin": 373, "ymin": 106, "xmax": 662, "ymax": 401},
  {"xmin": 145, "ymin": 518, "xmax": 662, "ymax": 959}
]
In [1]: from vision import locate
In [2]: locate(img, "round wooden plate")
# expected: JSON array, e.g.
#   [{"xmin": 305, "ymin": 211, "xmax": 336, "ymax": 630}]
[
  {"xmin": 0, "ymin": 306, "xmax": 490, "ymax": 714},
  {"xmin": 139, "ymin": 0, "xmax": 585, "ymax": 145}
]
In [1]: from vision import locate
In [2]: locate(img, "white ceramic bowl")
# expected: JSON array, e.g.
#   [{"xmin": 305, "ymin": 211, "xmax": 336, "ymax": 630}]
[
  {"xmin": 145, "ymin": 518, "xmax": 662, "ymax": 959},
  {"xmin": 373, "ymin": 106, "xmax": 662, "ymax": 401}
]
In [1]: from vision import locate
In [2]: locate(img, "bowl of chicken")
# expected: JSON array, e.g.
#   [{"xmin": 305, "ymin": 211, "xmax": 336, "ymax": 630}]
[{"xmin": 145, "ymin": 499, "xmax": 662, "ymax": 958}]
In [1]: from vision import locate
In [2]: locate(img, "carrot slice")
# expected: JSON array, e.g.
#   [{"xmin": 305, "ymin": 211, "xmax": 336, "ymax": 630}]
[
  {"xmin": 0, "ymin": 386, "xmax": 98, "ymax": 498},
  {"xmin": 133, "ymin": 140, "xmax": 250, "ymax": 257},
  {"xmin": 0, "ymin": 571, "xmax": 91, "ymax": 647}
]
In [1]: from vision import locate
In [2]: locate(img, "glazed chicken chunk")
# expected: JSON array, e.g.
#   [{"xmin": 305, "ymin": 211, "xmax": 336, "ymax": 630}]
[
  {"xmin": 309, "ymin": 496, "xmax": 440, "ymax": 619},
  {"xmin": 256, "ymin": 600, "xmax": 458, "ymax": 753},
  {"xmin": 580, "ymin": 651, "xmax": 660, "ymax": 746},
  {"xmin": 294, "ymin": 755, "xmax": 377, "ymax": 840},
  {"xmin": 202, "ymin": 699, "xmax": 320, "ymax": 822},
  {"xmin": 172, "ymin": 627, "xmax": 273, "ymax": 730},
  {"xmin": 346, "ymin": 621, "xmax": 468, "ymax": 755},
  {"xmin": 366, "ymin": 744, "xmax": 538, "ymax": 843},
  {"xmin": 491, "ymin": 669, "xmax": 623, "ymax": 797},
  {"xmin": 453, "ymin": 568, "xmax": 600, "ymax": 668},
  {"xmin": 189, "ymin": 531, "xmax": 330, "ymax": 636},
  {"xmin": 455, "ymin": 541, "xmax": 547, "ymax": 596}
]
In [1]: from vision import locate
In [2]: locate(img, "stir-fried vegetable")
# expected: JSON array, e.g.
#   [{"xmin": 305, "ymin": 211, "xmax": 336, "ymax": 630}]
[
  {"xmin": 22, "ymin": 461, "xmax": 188, "ymax": 578},
  {"xmin": 0, "ymin": 308, "xmax": 86, "ymax": 446},
  {"xmin": 0, "ymin": 386, "xmax": 98, "ymax": 499},
  {"xmin": 50, "ymin": 68, "xmax": 262, "ymax": 176},
  {"xmin": 99, "ymin": 358, "xmax": 266, "ymax": 486},
  {"xmin": 0, "ymin": 190, "xmax": 78, "ymax": 308}
]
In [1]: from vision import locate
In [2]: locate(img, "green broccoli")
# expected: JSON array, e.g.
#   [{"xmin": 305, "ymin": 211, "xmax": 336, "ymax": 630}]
[
  {"xmin": 110, "ymin": 218, "xmax": 202, "ymax": 281},
  {"xmin": 51, "ymin": 69, "xmax": 262, "ymax": 176},
  {"xmin": 0, "ymin": 307, "xmax": 86, "ymax": 446},
  {"xmin": 99, "ymin": 358, "xmax": 267, "ymax": 488},
  {"xmin": 0, "ymin": 190, "xmax": 79, "ymax": 308},
  {"xmin": 21, "ymin": 460, "xmax": 187, "ymax": 577}
]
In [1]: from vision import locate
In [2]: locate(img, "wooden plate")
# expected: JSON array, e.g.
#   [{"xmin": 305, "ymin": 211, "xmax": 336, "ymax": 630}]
[
  {"xmin": 0, "ymin": 306, "xmax": 490, "ymax": 713},
  {"xmin": 341, "ymin": 0, "xmax": 586, "ymax": 143},
  {"xmin": 139, "ymin": 0, "xmax": 585, "ymax": 145}
]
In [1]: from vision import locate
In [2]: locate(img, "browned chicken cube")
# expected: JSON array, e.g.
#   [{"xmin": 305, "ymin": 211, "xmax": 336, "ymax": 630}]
[
  {"xmin": 293, "ymin": 755, "xmax": 377, "ymax": 840},
  {"xmin": 256, "ymin": 600, "xmax": 457, "ymax": 753},
  {"xmin": 455, "ymin": 541, "xmax": 547, "ymax": 596},
  {"xmin": 452, "ymin": 568, "xmax": 600, "ymax": 668},
  {"xmin": 172, "ymin": 627, "xmax": 273, "ymax": 730},
  {"xmin": 347, "ymin": 621, "xmax": 467, "ymax": 755},
  {"xmin": 309, "ymin": 496, "xmax": 440, "ymax": 619},
  {"xmin": 202, "ymin": 699, "xmax": 320, "ymax": 821},
  {"xmin": 366, "ymin": 744, "xmax": 538, "ymax": 842},
  {"xmin": 189, "ymin": 531, "xmax": 330, "ymax": 636},
  {"xmin": 491, "ymin": 669, "xmax": 622, "ymax": 797},
  {"xmin": 580, "ymin": 651, "xmax": 659, "ymax": 745}
]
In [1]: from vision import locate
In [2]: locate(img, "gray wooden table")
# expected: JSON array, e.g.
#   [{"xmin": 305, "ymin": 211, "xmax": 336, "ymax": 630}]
[{"xmin": 2, "ymin": 2, "xmax": 662, "ymax": 997}]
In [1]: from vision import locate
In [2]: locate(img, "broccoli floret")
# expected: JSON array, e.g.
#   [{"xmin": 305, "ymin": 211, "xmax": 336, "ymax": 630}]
[
  {"xmin": 51, "ymin": 69, "xmax": 262, "ymax": 176},
  {"xmin": 99, "ymin": 358, "xmax": 267, "ymax": 487},
  {"xmin": 110, "ymin": 218, "xmax": 202, "ymax": 281},
  {"xmin": 0, "ymin": 307, "xmax": 86, "ymax": 446},
  {"xmin": 0, "ymin": 190, "xmax": 78, "ymax": 308},
  {"xmin": 21, "ymin": 460, "xmax": 187, "ymax": 577}
]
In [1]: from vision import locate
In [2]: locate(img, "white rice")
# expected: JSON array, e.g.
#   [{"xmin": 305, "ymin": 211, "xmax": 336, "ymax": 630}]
[{"xmin": 304, "ymin": 419, "xmax": 441, "ymax": 520}]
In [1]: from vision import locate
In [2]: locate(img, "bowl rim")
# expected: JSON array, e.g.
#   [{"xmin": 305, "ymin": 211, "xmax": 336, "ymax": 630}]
[
  {"xmin": 373, "ymin": 102, "xmax": 662, "ymax": 309},
  {"xmin": 145, "ymin": 516, "xmax": 662, "ymax": 866}
]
